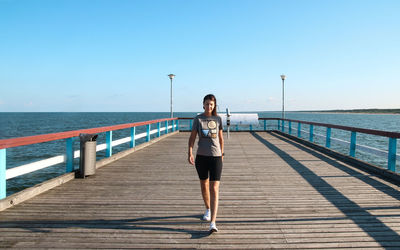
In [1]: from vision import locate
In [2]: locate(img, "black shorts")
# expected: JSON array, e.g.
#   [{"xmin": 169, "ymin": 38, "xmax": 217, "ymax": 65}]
[{"xmin": 195, "ymin": 155, "xmax": 223, "ymax": 181}]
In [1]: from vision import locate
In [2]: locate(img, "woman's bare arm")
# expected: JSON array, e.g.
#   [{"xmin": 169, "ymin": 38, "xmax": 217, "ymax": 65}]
[
  {"xmin": 218, "ymin": 129, "xmax": 224, "ymax": 161},
  {"xmin": 188, "ymin": 129, "xmax": 197, "ymax": 165}
]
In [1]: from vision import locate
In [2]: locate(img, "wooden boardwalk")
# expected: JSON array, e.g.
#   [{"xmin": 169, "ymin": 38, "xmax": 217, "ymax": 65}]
[{"xmin": 1, "ymin": 132, "xmax": 400, "ymax": 249}]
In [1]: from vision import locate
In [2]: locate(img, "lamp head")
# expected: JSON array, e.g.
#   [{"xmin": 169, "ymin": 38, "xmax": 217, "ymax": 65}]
[
  {"xmin": 168, "ymin": 74, "xmax": 176, "ymax": 80},
  {"xmin": 280, "ymin": 74, "xmax": 286, "ymax": 80}
]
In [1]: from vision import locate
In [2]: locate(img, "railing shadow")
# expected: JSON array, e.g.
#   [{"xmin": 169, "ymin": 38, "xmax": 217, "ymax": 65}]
[
  {"xmin": 0, "ymin": 214, "xmax": 211, "ymax": 239},
  {"xmin": 251, "ymin": 132, "xmax": 400, "ymax": 246}
]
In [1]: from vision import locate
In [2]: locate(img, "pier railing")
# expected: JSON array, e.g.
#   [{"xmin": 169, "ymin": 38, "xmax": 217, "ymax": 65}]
[
  {"xmin": 2, "ymin": 116, "xmax": 399, "ymax": 201},
  {"xmin": 273, "ymin": 118, "xmax": 399, "ymax": 173},
  {"xmin": 178, "ymin": 117, "xmax": 400, "ymax": 175},
  {"xmin": 0, "ymin": 118, "xmax": 178, "ymax": 199}
]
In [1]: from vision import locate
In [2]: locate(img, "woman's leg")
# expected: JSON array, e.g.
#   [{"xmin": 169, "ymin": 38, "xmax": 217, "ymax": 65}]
[
  {"xmin": 200, "ymin": 179, "xmax": 210, "ymax": 209},
  {"xmin": 209, "ymin": 180, "xmax": 220, "ymax": 222},
  {"xmin": 196, "ymin": 156, "xmax": 210, "ymax": 209}
]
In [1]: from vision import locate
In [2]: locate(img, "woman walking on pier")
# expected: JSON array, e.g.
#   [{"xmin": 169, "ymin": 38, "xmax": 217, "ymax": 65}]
[{"xmin": 188, "ymin": 94, "xmax": 224, "ymax": 233}]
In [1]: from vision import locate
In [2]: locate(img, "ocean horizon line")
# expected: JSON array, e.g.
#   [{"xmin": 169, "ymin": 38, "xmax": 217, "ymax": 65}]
[{"xmin": 1, "ymin": 109, "xmax": 400, "ymax": 114}]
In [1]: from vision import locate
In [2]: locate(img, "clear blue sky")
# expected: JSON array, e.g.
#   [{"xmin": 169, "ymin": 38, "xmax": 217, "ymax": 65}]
[{"xmin": 1, "ymin": 0, "xmax": 399, "ymax": 112}]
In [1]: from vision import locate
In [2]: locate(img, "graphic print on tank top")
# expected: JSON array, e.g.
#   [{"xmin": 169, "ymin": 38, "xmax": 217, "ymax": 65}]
[{"xmin": 201, "ymin": 120, "xmax": 217, "ymax": 138}]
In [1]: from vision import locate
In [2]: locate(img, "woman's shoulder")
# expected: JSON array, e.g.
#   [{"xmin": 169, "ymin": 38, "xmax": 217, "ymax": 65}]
[{"xmin": 193, "ymin": 114, "xmax": 205, "ymax": 123}]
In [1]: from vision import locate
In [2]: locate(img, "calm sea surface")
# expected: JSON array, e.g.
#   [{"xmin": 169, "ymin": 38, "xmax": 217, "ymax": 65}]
[{"xmin": 1, "ymin": 112, "xmax": 400, "ymax": 196}]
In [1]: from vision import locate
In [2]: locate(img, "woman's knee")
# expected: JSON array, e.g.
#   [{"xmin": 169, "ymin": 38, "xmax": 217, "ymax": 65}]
[
  {"xmin": 200, "ymin": 179, "xmax": 209, "ymax": 190},
  {"xmin": 200, "ymin": 179, "xmax": 209, "ymax": 185},
  {"xmin": 209, "ymin": 181, "xmax": 220, "ymax": 193}
]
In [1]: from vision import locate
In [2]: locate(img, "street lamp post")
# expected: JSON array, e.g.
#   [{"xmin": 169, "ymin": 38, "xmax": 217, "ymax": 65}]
[
  {"xmin": 168, "ymin": 74, "xmax": 175, "ymax": 118},
  {"xmin": 280, "ymin": 74, "xmax": 286, "ymax": 119}
]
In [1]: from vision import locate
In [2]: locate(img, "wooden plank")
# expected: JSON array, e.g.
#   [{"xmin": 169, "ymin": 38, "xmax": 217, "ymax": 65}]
[{"xmin": 0, "ymin": 132, "xmax": 399, "ymax": 249}]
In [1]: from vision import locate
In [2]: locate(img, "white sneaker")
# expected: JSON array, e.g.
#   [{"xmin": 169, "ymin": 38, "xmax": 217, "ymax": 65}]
[
  {"xmin": 202, "ymin": 209, "xmax": 211, "ymax": 221},
  {"xmin": 209, "ymin": 222, "xmax": 218, "ymax": 233}
]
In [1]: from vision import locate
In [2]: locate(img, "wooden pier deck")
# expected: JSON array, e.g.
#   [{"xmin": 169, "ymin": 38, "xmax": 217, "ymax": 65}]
[{"xmin": 1, "ymin": 132, "xmax": 400, "ymax": 249}]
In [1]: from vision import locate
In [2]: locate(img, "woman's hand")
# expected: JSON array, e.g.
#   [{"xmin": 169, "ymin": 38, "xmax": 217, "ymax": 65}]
[{"xmin": 188, "ymin": 153, "xmax": 194, "ymax": 165}]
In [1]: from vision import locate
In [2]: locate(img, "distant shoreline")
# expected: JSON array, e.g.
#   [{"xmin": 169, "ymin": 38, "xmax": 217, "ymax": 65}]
[{"xmin": 295, "ymin": 109, "xmax": 400, "ymax": 115}]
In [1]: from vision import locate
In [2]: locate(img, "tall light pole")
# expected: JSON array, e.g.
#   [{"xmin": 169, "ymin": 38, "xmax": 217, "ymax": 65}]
[
  {"xmin": 280, "ymin": 74, "xmax": 286, "ymax": 119},
  {"xmin": 168, "ymin": 74, "xmax": 175, "ymax": 118}
]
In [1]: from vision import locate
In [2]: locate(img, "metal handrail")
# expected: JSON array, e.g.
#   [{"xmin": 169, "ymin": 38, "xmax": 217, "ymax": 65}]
[
  {"xmin": 0, "ymin": 118, "xmax": 178, "ymax": 149},
  {"xmin": 0, "ymin": 118, "xmax": 179, "ymax": 199},
  {"xmin": 178, "ymin": 117, "xmax": 399, "ymax": 173},
  {"xmin": 259, "ymin": 118, "xmax": 400, "ymax": 139},
  {"xmin": 2, "ymin": 116, "xmax": 398, "ymax": 200}
]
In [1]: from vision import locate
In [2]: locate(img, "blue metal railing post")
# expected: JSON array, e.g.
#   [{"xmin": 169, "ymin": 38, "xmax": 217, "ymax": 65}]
[
  {"xmin": 264, "ymin": 120, "xmax": 266, "ymax": 131},
  {"xmin": 165, "ymin": 121, "xmax": 168, "ymax": 134},
  {"xmin": 350, "ymin": 131, "xmax": 357, "ymax": 157},
  {"xmin": 146, "ymin": 124, "xmax": 151, "ymax": 142},
  {"xmin": 190, "ymin": 120, "xmax": 193, "ymax": 130},
  {"xmin": 130, "ymin": 127, "xmax": 136, "ymax": 148},
  {"xmin": 106, "ymin": 131, "xmax": 112, "ymax": 157},
  {"xmin": 250, "ymin": 125, "xmax": 253, "ymax": 131},
  {"xmin": 173, "ymin": 120, "xmax": 176, "ymax": 132},
  {"xmin": 278, "ymin": 120, "xmax": 280, "ymax": 130},
  {"xmin": 309, "ymin": 124, "xmax": 314, "ymax": 142},
  {"xmin": 297, "ymin": 122, "xmax": 301, "ymax": 138},
  {"xmin": 388, "ymin": 138, "xmax": 397, "ymax": 172},
  {"xmin": 0, "ymin": 149, "xmax": 6, "ymax": 199},
  {"xmin": 157, "ymin": 122, "xmax": 161, "ymax": 137},
  {"xmin": 176, "ymin": 120, "xmax": 179, "ymax": 131},
  {"xmin": 282, "ymin": 120, "xmax": 285, "ymax": 132},
  {"xmin": 66, "ymin": 138, "xmax": 74, "ymax": 172},
  {"xmin": 326, "ymin": 127, "xmax": 332, "ymax": 148},
  {"xmin": 289, "ymin": 121, "xmax": 292, "ymax": 135},
  {"xmin": 236, "ymin": 124, "xmax": 239, "ymax": 131}
]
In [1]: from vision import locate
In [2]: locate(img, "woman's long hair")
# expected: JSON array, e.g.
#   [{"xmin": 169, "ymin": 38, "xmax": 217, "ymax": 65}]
[{"xmin": 203, "ymin": 94, "xmax": 217, "ymax": 116}]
